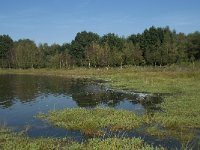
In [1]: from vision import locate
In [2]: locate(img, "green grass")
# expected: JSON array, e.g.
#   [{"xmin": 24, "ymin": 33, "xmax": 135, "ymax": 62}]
[
  {"xmin": 68, "ymin": 137, "xmax": 164, "ymax": 150},
  {"xmin": 0, "ymin": 128, "xmax": 72, "ymax": 150},
  {"xmin": 94, "ymin": 67, "xmax": 200, "ymax": 142},
  {"xmin": 144, "ymin": 126, "xmax": 195, "ymax": 143},
  {"xmin": 36, "ymin": 107, "xmax": 143, "ymax": 136},
  {"xmin": 0, "ymin": 128, "xmax": 164, "ymax": 150}
]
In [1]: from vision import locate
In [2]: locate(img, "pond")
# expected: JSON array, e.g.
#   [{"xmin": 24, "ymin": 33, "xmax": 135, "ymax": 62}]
[{"xmin": 0, "ymin": 74, "xmax": 198, "ymax": 149}]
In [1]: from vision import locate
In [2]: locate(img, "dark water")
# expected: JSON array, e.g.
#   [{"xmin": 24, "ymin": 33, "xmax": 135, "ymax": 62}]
[{"xmin": 0, "ymin": 74, "xmax": 199, "ymax": 149}]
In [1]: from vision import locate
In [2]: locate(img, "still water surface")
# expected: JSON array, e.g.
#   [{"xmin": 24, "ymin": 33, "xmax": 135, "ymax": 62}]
[{"xmin": 0, "ymin": 74, "xmax": 198, "ymax": 149}]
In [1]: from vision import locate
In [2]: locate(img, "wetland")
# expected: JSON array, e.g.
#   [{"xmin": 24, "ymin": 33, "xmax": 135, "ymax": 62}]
[{"xmin": 0, "ymin": 67, "xmax": 200, "ymax": 149}]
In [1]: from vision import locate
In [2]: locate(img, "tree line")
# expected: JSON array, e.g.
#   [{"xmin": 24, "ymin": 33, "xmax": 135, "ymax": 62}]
[{"xmin": 0, "ymin": 26, "xmax": 200, "ymax": 69}]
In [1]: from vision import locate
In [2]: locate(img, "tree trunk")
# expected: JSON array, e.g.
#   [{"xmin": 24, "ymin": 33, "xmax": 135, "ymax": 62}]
[
  {"xmin": 89, "ymin": 61, "xmax": 91, "ymax": 68},
  {"xmin": 193, "ymin": 61, "xmax": 195, "ymax": 69},
  {"xmin": 1, "ymin": 55, "xmax": 3, "ymax": 68},
  {"xmin": 65, "ymin": 59, "xmax": 68, "ymax": 68}
]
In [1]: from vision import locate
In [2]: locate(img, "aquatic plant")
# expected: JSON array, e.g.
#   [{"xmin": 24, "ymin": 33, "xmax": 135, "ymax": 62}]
[
  {"xmin": 0, "ymin": 127, "xmax": 165, "ymax": 150},
  {"xmin": 67, "ymin": 137, "xmax": 165, "ymax": 150},
  {"xmin": 36, "ymin": 107, "xmax": 143, "ymax": 136},
  {"xmin": 0, "ymin": 128, "xmax": 72, "ymax": 150}
]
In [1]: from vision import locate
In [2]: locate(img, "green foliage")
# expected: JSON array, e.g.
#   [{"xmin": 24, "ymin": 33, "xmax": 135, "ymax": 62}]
[
  {"xmin": 140, "ymin": 26, "xmax": 178, "ymax": 65},
  {"xmin": 0, "ymin": 128, "xmax": 165, "ymax": 150},
  {"xmin": 38, "ymin": 43, "xmax": 72, "ymax": 68},
  {"xmin": 70, "ymin": 31, "xmax": 100, "ymax": 66},
  {"xmin": 0, "ymin": 26, "xmax": 200, "ymax": 68},
  {"xmin": 187, "ymin": 31, "xmax": 200, "ymax": 60},
  {"xmin": 13, "ymin": 39, "xmax": 41, "ymax": 69},
  {"xmin": 101, "ymin": 33, "xmax": 124, "ymax": 52},
  {"xmin": 123, "ymin": 41, "xmax": 144, "ymax": 65},
  {"xmin": 85, "ymin": 42, "xmax": 111, "ymax": 67},
  {"xmin": 0, "ymin": 35, "xmax": 13, "ymax": 67},
  {"xmin": 0, "ymin": 128, "xmax": 72, "ymax": 150},
  {"xmin": 68, "ymin": 137, "xmax": 164, "ymax": 150}
]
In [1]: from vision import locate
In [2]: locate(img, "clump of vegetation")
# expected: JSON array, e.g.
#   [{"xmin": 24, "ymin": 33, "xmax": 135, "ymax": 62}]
[
  {"xmin": 36, "ymin": 107, "xmax": 143, "ymax": 136},
  {"xmin": 0, "ymin": 127, "xmax": 165, "ymax": 150},
  {"xmin": 0, "ymin": 128, "xmax": 72, "ymax": 150},
  {"xmin": 68, "ymin": 137, "xmax": 165, "ymax": 150},
  {"xmin": 144, "ymin": 126, "xmax": 195, "ymax": 143}
]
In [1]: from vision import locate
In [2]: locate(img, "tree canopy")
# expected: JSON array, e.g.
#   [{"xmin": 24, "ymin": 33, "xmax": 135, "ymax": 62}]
[{"xmin": 0, "ymin": 26, "xmax": 199, "ymax": 68}]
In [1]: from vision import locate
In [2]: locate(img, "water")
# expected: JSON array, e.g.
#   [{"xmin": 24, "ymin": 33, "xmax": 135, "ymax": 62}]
[{"xmin": 0, "ymin": 74, "xmax": 199, "ymax": 149}]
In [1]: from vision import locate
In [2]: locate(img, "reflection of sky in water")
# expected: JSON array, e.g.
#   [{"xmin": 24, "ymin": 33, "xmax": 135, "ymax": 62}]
[
  {"xmin": 99, "ymin": 99, "xmax": 145, "ymax": 115},
  {"xmin": 0, "ymin": 95, "xmax": 76, "ymax": 126},
  {"xmin": 116, "ymin": 100, "xmax": 145, "ymax": 115}
]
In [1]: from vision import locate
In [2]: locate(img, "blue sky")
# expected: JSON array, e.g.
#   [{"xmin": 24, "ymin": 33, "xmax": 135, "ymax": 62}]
[{"xmin": 0, "ymin": 0, "xmax": 200, "ymax": 44}]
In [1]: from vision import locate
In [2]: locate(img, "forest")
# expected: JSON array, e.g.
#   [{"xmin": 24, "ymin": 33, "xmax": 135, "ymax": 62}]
[{"xmin": 0, "ymin": 26, "xmax": 200, "ymax": 69}]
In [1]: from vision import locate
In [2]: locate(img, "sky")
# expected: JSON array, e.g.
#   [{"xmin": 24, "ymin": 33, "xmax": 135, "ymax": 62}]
[{"xmin": 0, "ymin": 0, "xmax": 200, "ymax": 44}]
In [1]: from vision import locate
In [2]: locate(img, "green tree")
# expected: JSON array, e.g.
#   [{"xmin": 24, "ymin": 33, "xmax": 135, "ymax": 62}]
[
  {"xmin": 100, "ymin": 33, "xmax": 124, "ymax": 66},
  {"xmin": 175, "ymin": 33, "xmax": 188, "ymax": 63},
  {"xmin": 61, "ymin": 43, "xmax": 73, "ymax": 68},
  {"xmin": 101, "ymin": 33, "xmax": 124, "ymax": 51},
  {"xmin": 140, "ymin": 26, "xmax": 162, "ymax": 65},
  {"xmin": 70, "ymin": 31, "xmax": 100, "ymax": 66},
  {"xmin": 123, "ymin": 41, "xmax": 144, "ymax": 66},
  {"xmin": 38, "ymin": 43, "xmax": 49, "ymax": 67},
  {"xmin": 13, "ymin": 39, "xmax": 41, "ymax": 68},
  {"xmin": 85, "ymin": 42, "xmax": 111, "ymax": 67},
  {"xmin": 0, "ymin": 35, "xmax": 13, "ymax": 68},
  {"xmin": 139, "ymin": 26, "xmax": 182, "ymax": 66},
  {"xmin": 187, "ymin": 31, "xmax": 200, "ymax": 61}
]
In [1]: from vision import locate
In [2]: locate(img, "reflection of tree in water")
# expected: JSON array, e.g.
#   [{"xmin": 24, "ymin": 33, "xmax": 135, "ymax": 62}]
[
  {"xmin": 129, "ymin": 94, "xmax": 163, "ymax": 114},
  {"xmin": 72, "ymin": 92, "xmax": 122, "ymax": 107},
  {"xmin": 73, "ymin": 90, "xmax": 162, "ymax": 108},
  {"xmin": 0, "ymin": 75, "xmax": 40, "ymax": 108},
  {"xmin": 0, "ymin": 75, "xmax": 104, "ymax": 108},
  {"xmin": 13, "ymin": 75, "xmax": 39, "ymax": 102},
  {"xmin": 0, "ymin": 74, "xmax": 163, "ymax": 111},
  {"xmin": 0, "ymin": 75, "xmax": 17, "ymax": 108}
]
